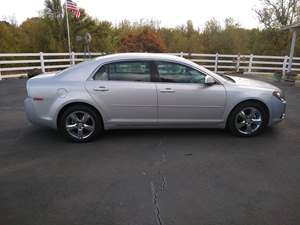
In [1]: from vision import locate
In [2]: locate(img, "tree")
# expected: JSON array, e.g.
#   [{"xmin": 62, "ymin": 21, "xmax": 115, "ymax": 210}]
[
  {"xmin": 202, "ymin": 18, "xmax": 223, "ymax": 53},
  {"xmin": 224, "ymin": 18, "xmax": 240, "ymax": 29},
  {"xmin": 43, "ymin": 0, "xmax": 66, "ymax": 51},
  {"xmin": 43, "ymin": 0, "xmax": 98, "ymax": 52},
  {"xmin": 1, "ymin": 0, "xmax": 300, "ymax": 56},
  {"xmin": 222, "ymin": 18, "xmax": 250, "ymax": 54},
  {"xmin": 0, "ymin": 21, "xmax": 21, "ymax": 52},
  {"xmin": 20, "ymin": 18, "xmax": 53, "ymax": 52},
  {"xmin": 183, "ymin": 20, "xmax": 203, "ymax": 54},
  {"xmin": 89, "ymin": 20, "xmax": 116, "ymax": 53},
  {"xmin": 250, "ymin": 29, "xmax": 290, "ymax": 55},
  {"xmin": 255, "ymin": 0, "xmax": 300, "ymax": 28},
  {"xmin": 119, "ymin": 28, "xmax": 166, "ymax": 53}
]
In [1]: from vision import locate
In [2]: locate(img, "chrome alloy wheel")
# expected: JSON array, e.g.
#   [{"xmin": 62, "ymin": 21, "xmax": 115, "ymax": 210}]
[
  {"xmin": 65, "ymin": 111, "xmax": 95, "ymax": 140},
  {"xmin": 234, "ymin": 107, "xmax": 262, "ymax": 135}
]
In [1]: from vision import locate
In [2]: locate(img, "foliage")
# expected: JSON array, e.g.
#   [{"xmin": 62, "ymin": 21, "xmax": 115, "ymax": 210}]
[
  {"xmin": 119, "ymin": 28, "xmax": 166, "ymax": 53},
  {"xmin": 255, "ymin": 0, "xmax": 300, "ymax": 28},
  {"xmin": 0, "ymin": 0, "xmax": 299, "ymax": 56},
  {"xmin": 0, "ymin": 21, "xmax": 21, "ymax": 52}
]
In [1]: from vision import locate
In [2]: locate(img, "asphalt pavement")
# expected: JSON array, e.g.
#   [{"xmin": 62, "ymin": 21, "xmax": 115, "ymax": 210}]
[{"xmin": 0, "ymin": 76, "xmax": 299, "ymax": 225}]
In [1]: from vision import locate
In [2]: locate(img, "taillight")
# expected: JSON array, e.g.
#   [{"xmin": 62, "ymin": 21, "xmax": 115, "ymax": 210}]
[{"xmin": 33, "ymin": 97, "xmax": 44, "ymax": 101}]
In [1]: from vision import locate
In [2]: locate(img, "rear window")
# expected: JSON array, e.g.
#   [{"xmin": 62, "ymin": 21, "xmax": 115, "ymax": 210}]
[{"xmin": 55, "ymin": 60, "xmax": 93, "ymax": 76}]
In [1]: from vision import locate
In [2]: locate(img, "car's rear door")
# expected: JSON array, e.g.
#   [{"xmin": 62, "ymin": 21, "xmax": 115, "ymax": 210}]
[
  {"xmin": 154, "ymin": 61, "xmax": 226, "ymax": 126},
  {"xmin": 85, "ymin": 60, "xmax": 157, "ymax": 126}
]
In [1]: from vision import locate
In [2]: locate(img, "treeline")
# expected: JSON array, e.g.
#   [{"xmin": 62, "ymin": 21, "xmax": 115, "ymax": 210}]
[{"xmin": 0, "ymin": 0, "xmax": 299, "ymax": 55}]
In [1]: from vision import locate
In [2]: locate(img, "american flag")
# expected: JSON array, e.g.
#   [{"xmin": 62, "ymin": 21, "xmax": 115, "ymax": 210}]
[{"xmin": 65, "ymin": 0, "xmax": 80, "ymax": 19}]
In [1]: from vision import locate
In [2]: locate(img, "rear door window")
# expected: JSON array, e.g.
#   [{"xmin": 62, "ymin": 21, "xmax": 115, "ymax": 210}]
[{"xmin": 94, "ymin": 61, "xmax": 151, "ymax": 82}]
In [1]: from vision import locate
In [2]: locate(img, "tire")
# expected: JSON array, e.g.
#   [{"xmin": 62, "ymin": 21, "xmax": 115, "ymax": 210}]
[
  {"xmin": 227, "ymin": 101, "xmax": 268, "ymax": 137},
  {"xmin": 59, "ymin": 105, "xmax": 102, "ymax": 142}
]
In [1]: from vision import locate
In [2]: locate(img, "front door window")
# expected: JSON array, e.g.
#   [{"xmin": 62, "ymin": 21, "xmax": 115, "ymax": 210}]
[{"xmin": 156, "ymin": 61, "xmax": 206, "ymax": 84}]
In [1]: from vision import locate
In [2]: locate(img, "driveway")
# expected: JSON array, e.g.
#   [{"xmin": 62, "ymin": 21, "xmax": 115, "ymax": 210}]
[{"xmin": 0, "ymin": 75, "xmax": 300, "ymax": 225}]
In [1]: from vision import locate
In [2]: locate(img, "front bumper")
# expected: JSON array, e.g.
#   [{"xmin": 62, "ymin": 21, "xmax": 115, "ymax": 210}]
[{"xmin": 269, "ymin": 98, "xmax": 287, "ymax": 126}]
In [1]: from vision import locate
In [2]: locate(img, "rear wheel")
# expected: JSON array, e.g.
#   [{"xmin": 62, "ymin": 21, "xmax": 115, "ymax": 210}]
[
  {"xmin": 227, "ymin": 102, "xmax": 268, "ymax": 137},
  {"xmin": 59, "ymin": 105, "xmax": 102, "ymax": 142}
]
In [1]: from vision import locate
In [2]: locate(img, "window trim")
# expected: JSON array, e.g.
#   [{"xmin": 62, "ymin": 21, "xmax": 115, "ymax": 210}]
[
  {"xmin": 154, "ymin": 60, "xmax": 210, "ymax": 84},
  {"xmin": 91, "ymin": 59, "xmax": 156, "ymax": 82},
  {"xmin": 152, "ymin": 60, "xmax": 222, "ymax": 85},
  {"xmin": 88, "ymin": 58, "xmax": 222, "ymax": 84}
]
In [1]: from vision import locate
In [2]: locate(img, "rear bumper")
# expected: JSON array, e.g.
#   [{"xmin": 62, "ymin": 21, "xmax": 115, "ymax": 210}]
[
  {"xmin": 24, "ymin": 98, "xmax": 56, "ymax": 129},
  {"xmin": 24, "ymin": 98, "xmax": 38, "ymax": 125}
]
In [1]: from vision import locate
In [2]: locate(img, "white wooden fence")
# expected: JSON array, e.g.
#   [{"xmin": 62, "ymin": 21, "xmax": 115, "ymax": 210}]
[{"xmin": 0, "ymin": 52, "xmax": 299, "ymax": 80}]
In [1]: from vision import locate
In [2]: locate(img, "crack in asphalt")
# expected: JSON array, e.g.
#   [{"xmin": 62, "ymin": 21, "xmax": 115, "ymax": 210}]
[
  {"xmin": 150, "ymin": 138, "xmax": 167, "ymax": 225},
  {"xmin": 151, "ymin": 181, "xmax": 164, "ymax": 225},
  {"xmin": 151, "ymin": 174, "xmax": 167, "ymax": 225}
]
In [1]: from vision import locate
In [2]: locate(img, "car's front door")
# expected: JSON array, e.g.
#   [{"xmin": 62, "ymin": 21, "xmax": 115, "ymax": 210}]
[
  {"xmin": 155, "ymin": 61, "xmax": 226, "ymax": 126},
  {"xmin": 85, "ymin": 60, "xmax": 157, "ymax": 126}
]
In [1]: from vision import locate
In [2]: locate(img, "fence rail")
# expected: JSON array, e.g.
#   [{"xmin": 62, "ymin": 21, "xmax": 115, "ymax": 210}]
[{"xmin": 0, "ymin": 52, "xmax": 299, "ymax": 80}]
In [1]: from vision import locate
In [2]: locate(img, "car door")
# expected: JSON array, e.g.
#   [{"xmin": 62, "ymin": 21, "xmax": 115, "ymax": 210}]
[
  {"xmin": 155, "ymin": 61, "xmax": 226, "ymax": 125},
  {"xmin": 85, "ymin": 60, "xmax": 157, "ymax": 126}
]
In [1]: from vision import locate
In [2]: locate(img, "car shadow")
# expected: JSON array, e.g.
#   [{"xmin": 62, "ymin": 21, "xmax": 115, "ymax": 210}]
[{"xmin": 14, "ymin": 125, "xmax": 282, "ymax": 147}]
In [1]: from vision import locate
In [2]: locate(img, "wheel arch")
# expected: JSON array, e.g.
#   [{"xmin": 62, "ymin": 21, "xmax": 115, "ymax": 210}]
[
  {"xmin": 56, "ymin": 101, "xmax": 104, "ymax": 129},
  {"xmin": 226, "ymin": 99, "xmax": 270, "ymax": 128}
]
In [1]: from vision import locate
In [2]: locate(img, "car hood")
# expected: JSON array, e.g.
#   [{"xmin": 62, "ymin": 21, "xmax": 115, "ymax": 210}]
[{"xmin": 228, "ymin": 76, "xmax": 280, "ymax": 91}]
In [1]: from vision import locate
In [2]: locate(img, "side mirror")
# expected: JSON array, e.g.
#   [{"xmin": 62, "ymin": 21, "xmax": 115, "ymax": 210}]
[{"xmin": 204, "ymin": 76, "xmax": 216, "ymax": 85}]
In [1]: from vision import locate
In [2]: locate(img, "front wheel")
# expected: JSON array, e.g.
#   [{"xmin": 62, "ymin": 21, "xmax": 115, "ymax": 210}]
[
  {"xmin": 59, "ymin": 105, "xmax": 102, "ymax": 142},
  {"xmin": 227, "ymin": 102, "xmax": 268, "ymax": 137}
]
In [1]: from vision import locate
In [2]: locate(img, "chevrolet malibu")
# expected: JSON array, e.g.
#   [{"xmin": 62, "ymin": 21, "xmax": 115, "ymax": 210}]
[{"xmin": 24, "ymin": 53, "xmax": 286, "ymax": 142}]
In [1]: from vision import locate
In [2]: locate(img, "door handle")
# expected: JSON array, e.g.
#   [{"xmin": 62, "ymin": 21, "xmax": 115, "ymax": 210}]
[
  {"xmin": 160, "ymin": 88, "xmax": 175, "ymax": 93},
  {"xmin": 93, "ymin": 86, "xmax": 109, "ymax": 92}
]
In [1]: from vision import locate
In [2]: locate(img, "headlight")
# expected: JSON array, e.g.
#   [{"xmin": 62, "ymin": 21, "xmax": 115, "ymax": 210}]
[{"xmin": 273, "ymin": 91, "xmax": 286, "ymax": 102}]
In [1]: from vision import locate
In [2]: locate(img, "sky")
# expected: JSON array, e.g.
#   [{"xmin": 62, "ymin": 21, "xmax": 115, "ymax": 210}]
[{"xmin": 0, "ymin": 0, "xmax": 262, "ymax": 29}]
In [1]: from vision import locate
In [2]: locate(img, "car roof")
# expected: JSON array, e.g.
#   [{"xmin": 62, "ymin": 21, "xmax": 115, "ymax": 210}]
[
  {"xmin": 57, "ymin": 53, "xmax": 225, "ymax": 82},
  {"xmin": 57, "ymin": 53, "xmax": 192, "ymax": 81},
  {"xmin": 94, "ymin": 53, "xmax": 191, "ymax": 64}
]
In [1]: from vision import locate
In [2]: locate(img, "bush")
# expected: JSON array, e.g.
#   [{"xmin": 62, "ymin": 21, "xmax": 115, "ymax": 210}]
[
  {"xmin": 119, "ymin": 28, "xmax": 166, "ymax": 53},
  {"xmin": 27, "ymin": 68, "xmax": 42, "ymax": 78}
]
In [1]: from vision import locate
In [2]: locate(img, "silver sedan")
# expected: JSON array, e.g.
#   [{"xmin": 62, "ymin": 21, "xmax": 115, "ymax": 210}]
[{"xmin": 24, "ymin": 53, "xmax": 286, "ymax": 142}]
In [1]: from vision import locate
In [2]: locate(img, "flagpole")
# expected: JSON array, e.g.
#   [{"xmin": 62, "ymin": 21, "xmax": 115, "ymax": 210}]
[{"xmin": 65, "ymin": 2, "xmax": 72, "ymax": 64}]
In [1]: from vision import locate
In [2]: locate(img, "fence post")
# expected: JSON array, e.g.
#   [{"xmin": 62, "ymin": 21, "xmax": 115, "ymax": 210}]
[
  {"xmin": 71, "ymin": 52, "xmax": 75, "ymax": 65},
  {"xmin": 282, "ymin": 56, "xmax": 288, "ymax": 78},
  {"xmin": 248, "ymin": 54, "xmax": 253, "ymax": 73},
  {"xmin": 40, "ymin": 52, "xmax": 45, "ymax": 73},
  {"xmin": 214, "ymin": 53, "xmax": 219, "ymax": 73},
  {"xmin": 236, "ymin": 54, "xmax": 241, "ymax": 73}
]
